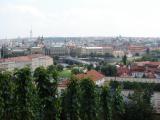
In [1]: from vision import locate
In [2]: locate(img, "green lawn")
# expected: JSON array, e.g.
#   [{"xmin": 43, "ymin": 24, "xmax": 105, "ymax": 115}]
[{"xmin": 58, "ymin": 70, "xmax": 72, "ymax": 78}]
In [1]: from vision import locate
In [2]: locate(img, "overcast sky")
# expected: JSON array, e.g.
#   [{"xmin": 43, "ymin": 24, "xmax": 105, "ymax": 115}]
[{"xmin": 1, "ymin": 0, "xmax": 160, "ymax": 38}]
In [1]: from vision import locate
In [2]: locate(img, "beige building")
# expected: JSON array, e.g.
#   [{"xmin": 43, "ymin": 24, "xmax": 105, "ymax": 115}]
[
  {"xmin": 128, "ymin": 45, "xmax": 146, "ymax": 56},
  {"xmin": 31, "ymin": 47, "xmax": 43, "ymax": 54},
  {"xmin": 45, "ymin": 46, "xmax": 69, "ymax": 56},
  {"xmin": 113, "ymin": 50, "xmax": 125, "ymax": 57},
  {"xmin": 80, "ymin": 46, "xmax": 113, "ymax": 55},
  {"xmin": 0, "ymin": 54, "xmax": 53, "ymax": 71}
]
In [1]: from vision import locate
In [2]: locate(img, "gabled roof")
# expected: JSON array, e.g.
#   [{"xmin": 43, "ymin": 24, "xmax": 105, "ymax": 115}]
[
  {"xmin": 135, "ymin": 61, "xmax": 160, "ymax": 66},
  {"xmin": 128, "ymin": 45, "xmax": 146, "ymax": 50},
  {"xmin": 75, "ymin": 70, "xmax": 105, "ymax": 81},
  {"xmin": 117, "ymin": 66, "xmax": 130, "ymax": 77},
  {"xmin": 0, "ymin": 54, "xmax": 46, "ymax": 63},
  {"xmin": 0, "ymin": 56, "xmax": 31, "ymax": 63},
  {"xmin": 130, "ymin": 66, "xmax": 145, "ymax": 72}
]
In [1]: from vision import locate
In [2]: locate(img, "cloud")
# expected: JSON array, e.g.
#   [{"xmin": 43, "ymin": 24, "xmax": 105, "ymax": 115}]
[
  {"xmin": 1, "ymin": 0, "xmax": 160, "ymax": 38},
  {"xmin": 0, "ymin": 3, "xmax": 45, "ymax": 18}
]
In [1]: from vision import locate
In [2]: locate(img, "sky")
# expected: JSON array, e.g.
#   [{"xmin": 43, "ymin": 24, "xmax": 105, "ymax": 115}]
[{"xmin": 1, "ymin": 0, "xmax": 160, "ymax": 38}]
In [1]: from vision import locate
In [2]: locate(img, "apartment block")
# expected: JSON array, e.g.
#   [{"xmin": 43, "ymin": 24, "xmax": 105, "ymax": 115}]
[{"xmin": 0, "ymin": 54, "xmax": 53, "ymax": 71}]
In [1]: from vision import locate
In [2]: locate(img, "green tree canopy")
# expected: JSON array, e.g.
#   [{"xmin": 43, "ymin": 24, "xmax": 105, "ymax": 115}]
[
  {"xmin": 79, "ymin": 78, "xmax": 97, "ymax": 120},
  {"xmin": 34, "ymin": 66, "xmax": 59, "ymax": 120},
  {"xmin": 0, "ymin": 71, "xmax": 15, "ymax": 120},
  {"xmin": 100, "ymin": 85, "xmax": 112, "ymax": 120},
  {"xmin": 101, "ymin": 64, "xmax": 117, "ymax": 76},
  {"xmin": 122, "ymin": 55, "xmax": 127, "ymax": 65},
  {"xmin": 65, "ymin": 77, "xmax": 80, "ymax": 120},
  {"xmin": 14, "ymin": 67, "xmax": 36, "ymax": 120}
]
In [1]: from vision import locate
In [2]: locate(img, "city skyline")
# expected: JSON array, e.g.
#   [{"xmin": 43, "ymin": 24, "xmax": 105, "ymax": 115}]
[{"xmin": 1, "ymin": 0, "xmax": 160, "ymax": 38}]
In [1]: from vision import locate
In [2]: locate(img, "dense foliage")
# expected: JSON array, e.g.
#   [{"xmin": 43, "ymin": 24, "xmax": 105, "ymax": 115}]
[
  {"xmin": 122, "ymin": 55, "xmax": 127, "ymax": 65},
  {"xmin": 101, "ymin": 64, "xmax": 117, "ymax": 76},
  {"xmin": 135, "ymin": 54, "xmax": 158, "ymax": 62},
  {"xmin": 0, "ymin": 66, "xmax": 156, "ymax": 120},
  {"xmin": 110, "ymin": 81, "xmax": 160, "ymax": 91}
]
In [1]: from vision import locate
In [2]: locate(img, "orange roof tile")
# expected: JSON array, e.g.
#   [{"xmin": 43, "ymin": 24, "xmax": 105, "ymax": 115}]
[
  {"xmin": 0, "ymin": 54, "xmax": 46, "ymax": 63},
  {"xmin": 135, "ymin": 61, "xmax": 160, "ymax": 66},
  {"xmin": 131, "ymin": 66, "xmax": 145, "ymax": 72},
  {"xmin": 75, "ymin": 70, "xmax": 105, "ymax": 81}
]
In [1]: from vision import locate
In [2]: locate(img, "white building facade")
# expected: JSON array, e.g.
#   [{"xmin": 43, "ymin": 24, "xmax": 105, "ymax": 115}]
[
  {"xmin": 80, "ymin": 47, "xmax": 113, "ymax": 55},
  {"xmin": 0, "ymin": 54, "xmax": 53, "ymax": 71}
]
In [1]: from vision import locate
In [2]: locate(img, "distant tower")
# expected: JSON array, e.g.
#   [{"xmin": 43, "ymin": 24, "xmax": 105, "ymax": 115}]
[
  {"xmin": 154, "ymin": 39, "xmax": 157, "ymax": 47},
  {"xmin": 30, "ymin": 29, "xmax": 33, "ymax": 41}
]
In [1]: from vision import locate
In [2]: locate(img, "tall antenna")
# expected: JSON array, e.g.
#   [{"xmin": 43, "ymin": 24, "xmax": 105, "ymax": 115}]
[
  {"xmin": 154, "ymin": 39, "xmax": 157, "ymax": 47},
  {"xmin": 30, "ymin": 26, "xmax": 33, "ymax": 41}
]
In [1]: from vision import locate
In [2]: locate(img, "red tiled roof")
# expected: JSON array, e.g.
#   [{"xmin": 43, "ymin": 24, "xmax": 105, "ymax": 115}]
[
  {"xmin": 117, "ymin": 62, "xmax": 160, "ymax": 78},
  {"xmin": 0, "ymin": 54, "xmax": 45, "ymax": 63},
  {"xmin": 28, "ymin": 54, "xmax": 44, "ymax": 58},
  {"xmin": 135, "ymin": 61, "xmax": 160, "ymax": 67},
  {"xmin": 147, "ymin": 67, "xmax": 157, "ymax": 72},
  {"xmin": 117, "ymin": 66, "xmax": 130, "ymax": 76},
  {"xmin": 75, "ymin": 70, "xmax": 105, "ymax": 81},
  {"xmin": 0, "ymin": 56, "xmax": 31, "ymax": 63},
  {"xmin": 145, "ymin": 62, "xmax": 160, "ymax": 66},
  {"xmin": 128, "ymin": 45, "xmax": 146, "ymax": 52},
  {"xmin": 130, "ymin": 66, "xmax": 145, "ymax": 72},
  {"xmin": 128, "ymin": 45, "xmax": 146, "ymax": 49}
]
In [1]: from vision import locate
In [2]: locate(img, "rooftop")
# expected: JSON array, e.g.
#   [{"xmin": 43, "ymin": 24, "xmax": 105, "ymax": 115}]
[
  {"xmin": 83, "ymin": 46, "xmax": 113, "ymax": 49},
  {"xmin": 0, "ymin": 54, "xmax": 47, "ymax": 63},
  {"xmin": 75, "ymin": 70, "xmax": 105, "ymax": 81}
]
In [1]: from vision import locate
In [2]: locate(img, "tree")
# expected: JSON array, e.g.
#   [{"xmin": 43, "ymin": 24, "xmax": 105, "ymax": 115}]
[
  {"xmin": 146, "ymin": 48, "xmax": 150, "ymax": 54},
  {"xmin": 101, "ymin": 64, "xmax": 117, "ymax": 76},
  {"xmin": 47, "ymin": 65, "xmax": 57, "ymax": 72},
  {"xmin": 124, "ymin": 89, "xmax": 154, "ymax": 120},
  {"xmin": 87, "ymin": 64, "xmax": 93, "ymax": 71},
  {"xmin": 140, "ymin": 55, "xmax": 158, "ymax": 62},
  {"xmin": 34, "ymin": 66, "xmax": 59, "ymax": 120},
  {"xmin": 57, "ymin": 64, "xmax": 64, "ymax": 71},
  {"xmin": 65, "ymin": 77, "xmax": 80, "ymax": 120},
  {"xmin": 14, "ymin": 67, "xmax": 36, "ymax": 120},
  {"xmin": 109, "ymin": 81, "xmax": 121, "ymax": 89},
  {"xmin": 95, "ymin": 65, "xmax": 101, "ymax": 71},
  {"xmin": 71, "ymin": 68, "xmax": 83, "ymax": 75},
  {"xmin": 122, "ymin": 55, "xmax": 127, "ymax": 65},
  {"xmin": 112, "ymin": 86, "xmax": 124, "ymax": 120},
  {"xmin": 0, "ymin": 72, "xmax": 15, "ymax": 120},
  {"xmin": 79, "ymin": 78, "xmax": 97, "ymax": 120},
  {"xmin": 60, "ymin": 90, "xmax": 68, "ymax": 120},
  {"xmin": 100, "ymin": 86, "xmax": 112, "ymax": 120}
]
